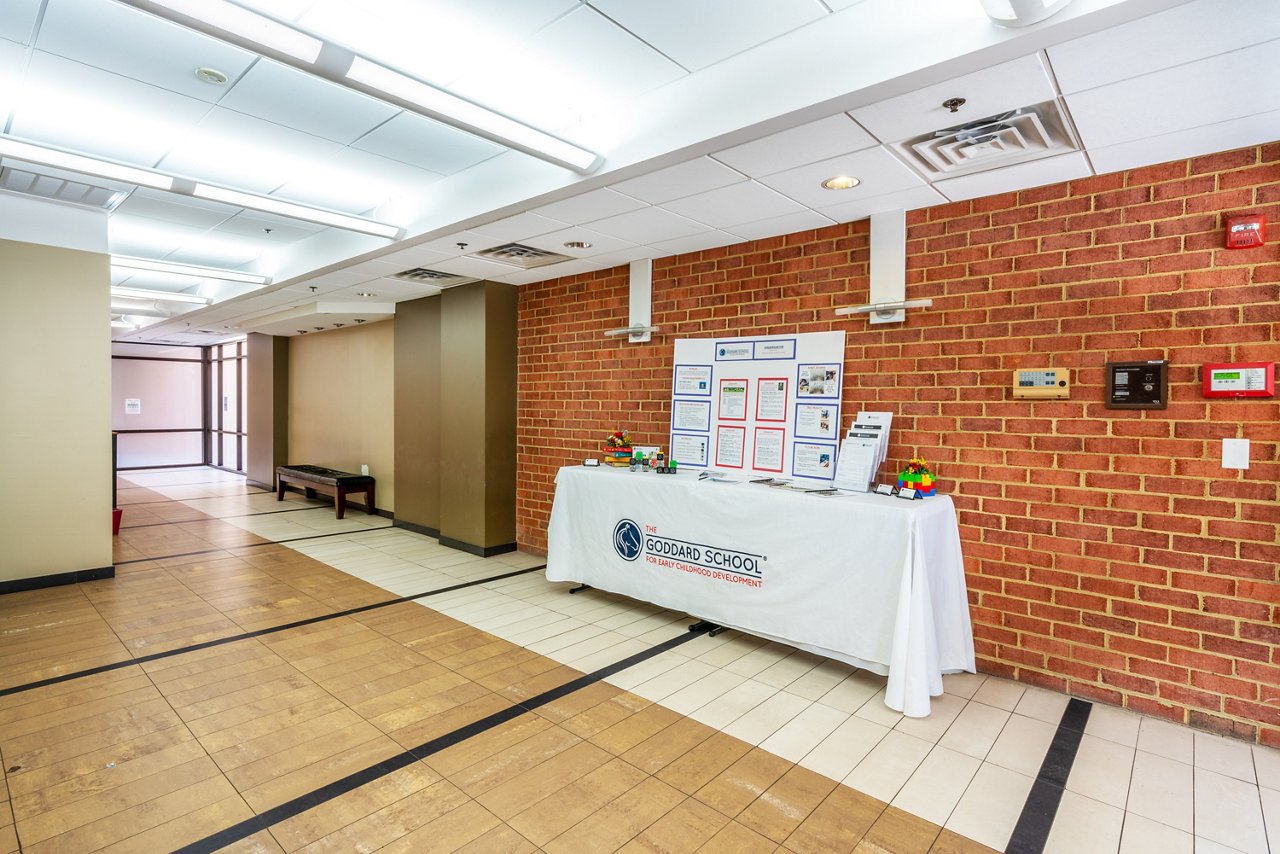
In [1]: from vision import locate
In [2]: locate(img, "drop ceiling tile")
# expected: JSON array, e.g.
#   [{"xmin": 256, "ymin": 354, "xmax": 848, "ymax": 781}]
[
  {"xmin": 1065, "ymin": 41, "xmax": 1280, "ymax": 149},
  {"xmin": 217, "ymin": 58, "xmax": 398, "ymax": 144},
  {"xmin": 164, "ymin": 233, "xmax": 267, "ymax": 268},
  {"xmin": 850, "ymin": 54, "xmax": 1058, "ymax": 143},
  {"xmin": 1047, "ymin": 0, "xmax": 1280, "ymax": 94},
  {"xmin": 816, "ymin": 184, "xmax": 946, "ymax": 223},
  {"xmin": 579, "ymin": 245, "xmax": 654, "ymax": 270},
  {"xmin": 933, "ymin": 152, "xmax": 1091, "ymax": 202},
  {"xmin": 758, "ymin": 146, "xmax": 925, "ymax": 209},
  {"xmin": 527, "ymin": 226, "xmax": 637, "ymax": 258},
  {"xmin": 726, "ymin": 209, "xmax": 837, "ymax": 242},
  {"xmin": 589, "ymin": 0, "xmax": 827, "ymax": 71},
  {"xmin": 645, "ymin": 229, "xmax": 741, "ymax": 258},
  {"xmin": 713, "ymin": 114, "xmax": 877, "ymax": 177},
  {"xmin": 0, "ymin": 0, "xmax": 41, "ymax": 44},
  {"xmin": 296, "ymin": 0, "xmax": 577, "ymax": 89},
  {"xmin": 373, "ymin": 245, "xmax": 456, "ymax": 270},
  {"xmin": 824, "ymin": 0, "xmax": 871, "ymax": 9},
  {"xmin": 13, "ymin": 51, "xmax": 212, "ymax": 167},
  {"xmin": 491, "ymin": 268, "xmax": 564, "ymax": 286},
  {"xmin": 113, "ymin": 194, "xmax": 237, "ymax": 230},
  {"xmin": 341, "ymin": 259, "xmax": 406, "ymax": 279},
  {"xmin": 471, "ymin": 211, "xmax": 568, "ymax": 243},
  {"xmin": 158, "ymin": 107, "xmax": 344, "ymax": 194},
  {"xmin": 0, "ymin": 38, "xmax": 24, "ymax": 120},
  {"xmin": 327, "ymin": 280, "xmax": 442, "ymax": 301},
  {"xmin": 273, "ymin": 148, "xmax": 442, "ymax": 216},
  {"xmin": 411, "ymin": 229, "xmax": 502, "ymax": 256},
  {"xmin": 585, "ymin": 206, "xmax": 709, "ymax": 243},
  {"xmin": 611, "ymin": 156, "xmax": 745, "ymax": 204},
  {"xmin": 213, "ymin": 212, "xmax": 325, "ymax": 243},
  {"xmin": 532, "ymin": 188, "xmax": 648, "ymax": 225},
  {"xmin": 108, "ymin": 214, "xmax": 209, "ymax": 259},
  {"xmin": 352, "ymin": 109, "xmax": 505, "ymax": 175},
  {"xmin": 662, "ymin": 180, "xmax": 806, "ymax": 229},
  {"xmin": 284, "ymin": 270, "xmax": 373, "ymax": 293},
  {"xmin": 36, "ymin": 0, "xmax": 256, "ymax": 102},
  {"xmin": 1088, "ymin": 108, "xmax": 1280, "ymax": 176},
  {"xmin": 447, "ymin": 5, "xmax": 686, "ymax": 131},
  {"xmin": 428, "ymin": 254, "xmax": 520, "ymax": 278}
]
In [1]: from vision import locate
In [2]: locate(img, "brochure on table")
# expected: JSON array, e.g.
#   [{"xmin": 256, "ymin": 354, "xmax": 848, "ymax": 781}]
[
  {"xmin": 834, "ymin": 411, "xmax": 894, "ymax": 491},
  {"xmin": 670, "ymin": 331, "xmax": 845, "ymax": 481}
]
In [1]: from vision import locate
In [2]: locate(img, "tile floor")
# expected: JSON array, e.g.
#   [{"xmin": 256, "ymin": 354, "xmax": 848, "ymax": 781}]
[{"xmin": 3, "ymin": 467, "xmax": 1275, "ymax": 853}]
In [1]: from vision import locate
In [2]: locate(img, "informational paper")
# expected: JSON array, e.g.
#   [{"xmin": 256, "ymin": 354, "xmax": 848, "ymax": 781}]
[
  {"xmin": 670, "ymin": 433, "xmax": 709, "ymax": 467},
  {"xmin": 716, "ymin": 425, "xmax": 746, "ymax": 468},
  {"xmin": 671, "ymin": 331, "xmax": 844, "ymax": 477},
  {"xmin": 719, "ymin": 379, "xmax": 748, "ymax": 420},
  {"xmin": 672, "ymin": 399, "xmax": 712, "ymax": 432},
  {"xmin": 798, "ymin": 364, "xmax": 840, "ymax": 398},
  {"xmin": 124, "ymin": 398, "xmax": 141, "ymax": 415},
  {"xmin": 834, "ymin": 437, "xmax": 879, "ymax": 491},
  {"xmin": 1222, "ymin": 438, "xmax": 1250, "ymax": 470},
  {"xmin": 756, "ymin": 379, "xmax": 788, "ymax": 422},
  {"xmin": 674, "ymin": 364, "xmax": 712, "ymax": 396},
  {"xmin": 753, "ymin": 427, "xmax": 785, "ymax": 472},
  {"xmin": 793, "ymin": 442, "xmax": 836, "ymax": 478},
  {"xmin": 796, "ymin": 403, "xmax": 837, "ymax": 440},
  {"xmin": 852, "ymin": 410, "xmax": 894, "ymax": 470}
]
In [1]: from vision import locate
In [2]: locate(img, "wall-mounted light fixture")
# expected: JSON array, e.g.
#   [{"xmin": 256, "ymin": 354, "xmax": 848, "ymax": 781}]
[
  {"xmin": 977, "ymin": 0, "xmax": 1074, "ymax": 27},
  {"xmin": 604, "ymin": 325, "xmax": 662, "ymax": 343},
  {"xmin": 835, "ymin": 298, "xmax": 933, "ymax": 319}
]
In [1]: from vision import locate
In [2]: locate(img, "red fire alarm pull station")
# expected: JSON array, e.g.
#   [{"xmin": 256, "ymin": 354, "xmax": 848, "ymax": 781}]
[
  {"xmin": 1202, "ymin": 362, "xmax": 1275, "ymax": 398},
  {"xmin": 1225, "ymin": 214, "xmax": 1265, "ymax": 249}
]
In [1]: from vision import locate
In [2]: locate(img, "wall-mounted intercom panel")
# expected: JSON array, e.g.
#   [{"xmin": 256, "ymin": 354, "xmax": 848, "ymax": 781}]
[
  {"xmin": 1012, "ymin": 368, "xmax": 1069, "ymax": 399},
  {"xmin": 1106, "ymin": 360, "xmax": 1169, "ymax": 409}
]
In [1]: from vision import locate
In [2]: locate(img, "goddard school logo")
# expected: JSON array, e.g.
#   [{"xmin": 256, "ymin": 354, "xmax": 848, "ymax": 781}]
[{"xmin": 613, "ymin": 519, "xmax": 643, "ymax": 561}]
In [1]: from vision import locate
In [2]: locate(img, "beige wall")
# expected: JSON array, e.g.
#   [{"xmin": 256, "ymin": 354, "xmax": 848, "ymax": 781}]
[
  {"xmin": 288, "ymin": 320, "xmax": 395, "ymax": 511},
  {"xmin": 0, "ymin": 238, "xmax": 112, "ymax": 581}
]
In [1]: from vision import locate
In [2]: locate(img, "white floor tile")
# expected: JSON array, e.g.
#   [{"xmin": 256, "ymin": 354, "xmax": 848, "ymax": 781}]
[
  {"xmin": 1129, "ymin": 750, "xmax": 1194, "ymax": 833},
  {"xmin": 784, "ymin": 660, "xmax": 852, "ymax": 701},
  {"xmin": 798, "ymin": 715, "xmax": 889, "ymax": 783},
  {"xmin": 986, "ymin": 713, "xmax": 1057, "ymax": 778},
  {"xmin": 843, "ymin": 730, "xmax": 933, "ymax": 803},
  {"xmin": 894, "ymin": 691, "xmax": 966, "ymax": 744},
  {"xmin": 1195, "ymin": 731, "xmax": 1257, "ymax": 784},
  {"xmin": 1258, "ymin": 786, "xmax": 1279, "ymax": 853},
  {"xmin": 1068, "ymin": 733, "xmax": 1136, "ymax": 806},
  {"xmin": 938, "ymin": 700, "xmax": 1010, "ymax": 760},
  {"xmin": 944, "ymin": 761, "xmax": 1034, "ymax": 851},
  {"xmin": 1119, "ymin": 813, "xmax": 1194, "ymax": 854},
  {"xmin": 1087, "ymin": 703, "xmax": 1143, "ymax": 749},
  {"xmin": 1139, "ymin": 717, "xmax": 1195, "ymax": 764},
  {"xmin": 758, "ymin": 701, "xmax": 849, "ymax": 764},
  {"xmin": 1044, "ymin": 790, "xmax": 1124, "ymax": 854},
  {"xmin": 723, "ymin": 641, "xmax": 795, "ymax": 678},
  {"xmin": 1015, "ymin": 685, "xmax": 1070, "ymax": 725},
  {"xmin": 942, "ymin": 671, "xmax": 986, "ymax": 699},
  {"xmin": 605, "ymin": 650, "xmax": 690, "ymax": 691},
  {"xmin": 631, "ymin": 659, "xmax": 717, "ymax": 703},
  {"xmin": 972, "ymin": 676, "xmax": 1026, "ymax": 711},
  {"xmin": 662, "ymin": 668, "xmax": 747, "ymax": 716},
  {"xmin": 891, "ymin": 744, "xmax": 980, "ymax": 826},
  {"xmin": 853, "ymin": 688, "xmax": 904, "ymax": 728},
  {"xmin": 1255, "ymin": 744, "xmax": 1280, "ymax": 792},
  {"xmin": 722, "ymin": 690, "xmax": 812, "ymax": 746},
  {"xmin": 1194, "ymin": 838, "xmax": 1249, "ymax": 854},
  {"xmin": 689, "ymin": 679, "xmax": 778, "ymax": 730},
  {"xmin": 817, "ymin": 669, "xmax": 884, "ymax": 714},
  {"xmin": 1193, "ymin": 767, "xmax": 1269, "ymax": 854}
]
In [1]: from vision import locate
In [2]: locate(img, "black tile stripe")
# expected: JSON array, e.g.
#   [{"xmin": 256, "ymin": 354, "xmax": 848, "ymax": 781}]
[
  {"xmin": 0, "ymin": 564, "xmax": 546, "ymax": 698},
  {"xmin": 1005, "ymin": 697, "xmax": 1093, "ymax": 854},
  {"xmin": 120, "ymin": 505, "xmax": 335, "ymax": 529},
  {"xmin": 172, "ymin": 626, "xmax": 710, "ymax": 854}
]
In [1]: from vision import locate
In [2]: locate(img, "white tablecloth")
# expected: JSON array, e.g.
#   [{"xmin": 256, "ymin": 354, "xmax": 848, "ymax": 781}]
[{"xmin": 546, "ymin": 465, "xmax": 975, "ymax": 717}]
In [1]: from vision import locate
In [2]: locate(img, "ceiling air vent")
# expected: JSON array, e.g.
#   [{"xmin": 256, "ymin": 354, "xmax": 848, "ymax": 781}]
[
  {"xmin": 0, "ymin": 166, "xmax": 128, "ymax": 210},
  {"xmin": 896, "ymin": 100, "xmax": 1077, "ymax": 179},
  {"xmin": 472, "ymin": 242, "xmax": 572, "ymax": 269},
  {"xmin": 390, "ymin": 267, "xmax": 477, "ymax": 287}
]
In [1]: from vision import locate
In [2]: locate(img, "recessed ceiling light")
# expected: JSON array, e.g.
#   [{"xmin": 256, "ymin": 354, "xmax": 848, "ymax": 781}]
[
  {"xmin": 564, "ymin": 241, "xmax": 592, "ymax": 249},
  {"xmin": 821, "ymin": 176, "xmax": 861, "ymax": 190},
  {"xmin": 356, "ymin": 291, "xmax": 377, "ymax": 297},
  {"xmin": 195, "ymin": 67, "xmax": 228, "ymax": 85}
]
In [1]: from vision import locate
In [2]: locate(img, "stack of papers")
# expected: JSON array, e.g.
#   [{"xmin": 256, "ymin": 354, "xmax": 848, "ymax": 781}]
[{"xmin": 833, "ymin": 411, "xmax": 893, "ymax": 492}]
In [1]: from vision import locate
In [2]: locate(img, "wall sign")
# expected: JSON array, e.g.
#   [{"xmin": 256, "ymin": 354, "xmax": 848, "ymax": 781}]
[
  {"xmin": 1105, "ymin": 360, "xmax": 1168, "ymax": 410},
  {"xmin": 124, "ymin": 398, "xmax": 141, "ymax": 415}
]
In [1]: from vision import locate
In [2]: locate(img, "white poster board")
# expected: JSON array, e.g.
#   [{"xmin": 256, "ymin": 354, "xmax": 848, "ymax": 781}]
[{"xmin": 670, "ymin": 331, "xmax": 845, "ymax": 481}]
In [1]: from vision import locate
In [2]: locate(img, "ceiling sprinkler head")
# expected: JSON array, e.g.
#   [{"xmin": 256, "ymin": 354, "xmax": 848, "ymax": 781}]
[
  {"xmin": 456, "ymin": 242, "xmax": 468, "ymax": 250},
  {"xmin": 314, "ymin": 326, "xmax": 324, "ymax": 331},
  {"xmin": 297, "ymin": 329, "xmax": 307, "ymax": 334},
  {"xmin": 942, "ymin": 97, "xmax": 967, "ymax": 113},
  {"xmin": 333, "ymin": 323, "xmax": 345, "ymax": 327},
  {"xmin": 354, "ymin": 318, "xmax": 366, "ymax": 323},
  {"xmin": 309, "ymin": 285, "xmax": 317, "ymax": 292}
]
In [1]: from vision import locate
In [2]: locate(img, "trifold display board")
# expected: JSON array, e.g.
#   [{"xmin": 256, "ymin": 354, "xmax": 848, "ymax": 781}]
[{"xmin": 670, "ymin": 331, "xmax": 846, "ymax": 481}]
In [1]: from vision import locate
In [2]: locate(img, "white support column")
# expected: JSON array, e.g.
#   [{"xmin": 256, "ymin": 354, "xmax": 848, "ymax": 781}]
[
  {"xmin": 627, "ymin": 258, "xmax": 653, "ymax": 343},
  {"xmin": 868, "ymin": 210, "xmax": 907, "ymax": 325}
]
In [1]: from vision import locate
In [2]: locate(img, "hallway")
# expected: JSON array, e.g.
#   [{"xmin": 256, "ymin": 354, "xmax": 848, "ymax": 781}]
[{"xmin": 0, "ymin": 468, "xmax": 1275, "ymax": 852}]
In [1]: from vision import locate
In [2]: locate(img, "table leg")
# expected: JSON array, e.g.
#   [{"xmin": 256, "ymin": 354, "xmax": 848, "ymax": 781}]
[
  {"xmin": 276, "ymin": 478, "xmax": 286, "ymax": 501},
  {"xmin": 335, "ymin": 488, "xmax": 346, "ymax": 520},
  {"xmin": 366, "ymin": 484, "xmax": 376, "ymax": 515}
]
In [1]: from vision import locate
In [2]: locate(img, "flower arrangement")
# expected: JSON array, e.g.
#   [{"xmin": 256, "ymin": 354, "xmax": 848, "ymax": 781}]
[
  {"xmin": 601, "ymin": 429, "xmax": 634, "ymax": 466},
  {"xmin": 897, "ymin": 456, "xmax": 936, "ymax": 496},
  {"xmin": 605, "ymin": 429, "xmax": 632, "ymax": 449}
]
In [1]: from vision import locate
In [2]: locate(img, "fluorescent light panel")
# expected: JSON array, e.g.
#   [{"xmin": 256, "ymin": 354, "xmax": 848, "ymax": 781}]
[
  {"xmin": 111, "ymin": 286, "xmax": 210, "ymax": 304},
  {"xmin": 0, "ymin": 136, "xmax": 173, "ymax": 190},
  {"xmin": 191, "ymin": 183, "xmax": 401, "ymax": 238},
  {"xmin": 346, "ymin": 58, "xmax": 600, "ymax": 173},
  {"xmin": 111, "ymin": 255, "xmax": 268, "ymax": 284},
  {"xmin": 138, "ymin": 0, "xmax": 322, "ymax": 61}
]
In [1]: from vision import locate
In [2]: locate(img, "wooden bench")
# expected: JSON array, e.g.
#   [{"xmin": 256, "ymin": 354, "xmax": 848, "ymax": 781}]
[{"xmin": 276, "ymin": 465, "xmax": 376, "ymax": 520}]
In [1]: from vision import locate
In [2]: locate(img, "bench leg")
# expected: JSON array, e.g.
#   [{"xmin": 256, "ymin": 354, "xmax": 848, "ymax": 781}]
[
  {"xmin": 366, "ymin": 484, "xmax": 376, "ymax": 515},
  {"xmin": 277, "ymin": 479, "xmax": 286, "ymax": 501},
  {"xmin": 305, "ymin": 487, "xmax": 316, "ymax": 500},
  {"xmin": 335, "ymin": 488, "xmax": 346, "ymax": 520}
]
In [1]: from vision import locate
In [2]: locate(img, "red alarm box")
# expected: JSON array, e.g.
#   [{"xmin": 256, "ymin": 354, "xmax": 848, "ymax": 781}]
[
  {"xmin": 1202, "ymin": 362, "xmax": 1275, "ymax": 398},
  {"xmin": 1225, "ymin": 214, "xmax": 1265, "ymax": 249}
]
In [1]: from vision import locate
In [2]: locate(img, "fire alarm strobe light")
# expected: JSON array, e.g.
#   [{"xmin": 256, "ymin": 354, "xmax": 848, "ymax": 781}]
[{"xmin": 1225, "ymin": 214, "xmax": 1265, "ymax": 249}]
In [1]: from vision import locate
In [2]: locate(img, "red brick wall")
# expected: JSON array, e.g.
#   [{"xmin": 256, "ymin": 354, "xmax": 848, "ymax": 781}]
[{"xmin": 516, "ymin": 143, "xmax": 1280, "ymax": 744}]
